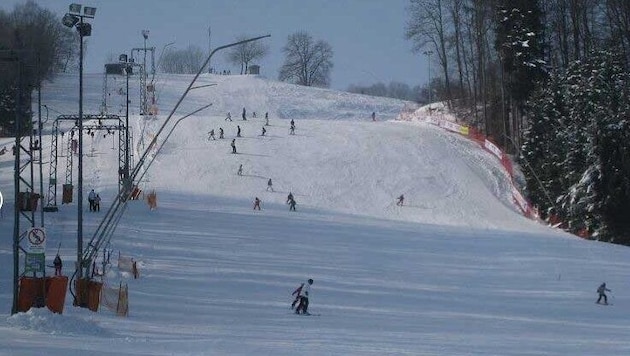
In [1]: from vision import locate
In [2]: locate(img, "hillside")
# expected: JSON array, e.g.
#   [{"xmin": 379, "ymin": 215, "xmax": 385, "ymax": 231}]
[{"xmin": 0, "ymin": 73, "xmax": 628, "ymax": 355}]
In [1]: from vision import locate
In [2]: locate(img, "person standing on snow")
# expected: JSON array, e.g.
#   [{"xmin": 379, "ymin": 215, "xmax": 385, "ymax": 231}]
[
  {"xmin": 231, "ymin": 139, "xmax": 237, "ymax": 154},
  {"xmin": 597, "ymin": 283, "xmax": 611, "ymax": 304},
  {"xmin": 208, "ymin": 129, "xmax": 215, "ymax": 140},
  {"xmin": 237, "ymin": 164, "xmax": 243, "ymax": 176},
  {"xmin": 88, "ymin": 189, "xmax": 96, "ymax": 212},
  {"xmin": 53, "ymin": 254, "xmax": 63, "ymax": 276},
  {"xmin": 242, "ymin": 107, "xmax": 247, "ymax": 120},
  {"xmin": 261, "ymin": 126, "xmax": 266, "ymax": 136},
  {"xmin": 219, "ymin": 127, "xmax": 224, "ymax": 139},
  {"xmin": 289, "ymin": 197, "xmax": 297, "ymax": 211},
  {"xmin": 94, "ymin": 194, "xmax": 101, "ymax": 212},
  {"xmin": 396, "ymin": 194, "xmax": 404, "ymax": 206},
  {"xmin": 237, "ymin": 125, "xmax": 242, "ymax": 137},
  {"xmin": 295, "ymin": 278, "xmax": 313, "ymax": 314},
  {"xmin": 253, "ymin": 197, "xmax": 261, "ymax": 210},
  {"xmin": 267, "ymin": 178, "xmax": 274, "ymax": 192},
  {"xmin": 265, "ymin": 112, "xmax": 269, "ymax": 126}
]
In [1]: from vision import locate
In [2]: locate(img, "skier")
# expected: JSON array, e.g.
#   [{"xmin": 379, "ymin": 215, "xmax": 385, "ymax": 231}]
[
  {"xmin": 261, "ymin": 126, "xmax": 266, "ymax": 136},
  {"xmin": 396, "ymin": 194, "xmax": 404, "ymax": 206},
  {"xmin": 265, "ymin": 112, "xmax": 269, "ymax": 126},
  {"xmin": 253, "ymin": 197, "xmax": 261, "ymax": 210},
  {"xmin": 237, "ymin": 125, "xmax": 241, "ymax": 137},
  {"xmin": 267, "ymin": 178, "xmax": 274, "ymax": 192},
  {"xmin": 242, "ymin": 107, "xmax": 247, "ymax": 120},
  {"xmin": 289, "ymin": 119, "xmax": 296, "ymax": 135},
  {"xmin": 295, "ymin": 278, "xmax": 313, "ymax": 315},
  {"xmin": 289, "ymin": 197, "xmax": 297, "ymax": 211},
  {"xmin": 219, "ymin": 127, "xmax": 224, "ymax": 139},
  {"xmin": 231, "ymin": 139, "xmax": 237, "ymax": 154},
  {"xmin": 287, "ymin": 192, "xmax": 294, "ymax": 204},
  {"xmin": 596, "ymin": 282, "xmax": 611, "ymax": 305},
  {"xmin": 53, "ymin": 254, "xmax": 63, "ymax": 276},
  {"xmin": 88, "ymin": 189, "xmax": 96, "ymax": 212},
  {"xmin": 225, "ymin": 112, "xmax": 232, "ymax": 121},
  {"xmin": 208, "ymin": 129, "xmax": 215, "ymax": 140},
  {"xmin": 237, "ymin": 164, "xmax": 243, "ymax": 176}
]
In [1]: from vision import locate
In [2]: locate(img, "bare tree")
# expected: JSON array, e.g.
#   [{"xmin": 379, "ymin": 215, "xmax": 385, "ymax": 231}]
[
  {"xmin": 159, "ymin": 45, "xmax": 204, "ymax": 74},
  {"xmin": 225, "ymin": 35, "xmax": 269, "ymax": 74},
  {"xmin": 405, "ymin": 0, "xmax": 453, "ymax": 104},
  {"xmin": 278, "ymin": 31, "xmax": 333, "ymax": 87}
]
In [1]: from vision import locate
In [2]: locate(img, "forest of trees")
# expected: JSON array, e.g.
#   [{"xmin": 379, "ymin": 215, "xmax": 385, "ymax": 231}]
[{"xmin": 405, "ymin": 0, "xmax": 630, "ymax": 243}]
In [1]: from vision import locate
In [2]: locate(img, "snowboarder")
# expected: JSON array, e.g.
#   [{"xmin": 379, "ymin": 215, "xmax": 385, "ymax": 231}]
[
  {"xmin": 267, "ymin": 178, "xmax": 274, "ymax": 192},
  {"xmin": 219, "ymin": 127, "xmax": 224, "ymax": 139},
  {"xmin": 289, "ymin": 197, "xmax": 297, "ymax": 211},
  {"xmin": 396, "ymin": 194, "xmax": 404, "ymax": 206},
  {"xmin": 88, "ymin": 189, "xmax": 96, "ymax": 212},
  {"xmin": 208, "ymin": 129, "xmax": 215, "ymax": 140},
  {"xmin": 295, "ymin": 278, "xmax": 313, "ymax": 315},
  {"xmin": 261, "ymin": 126, "xmax": 266, "ymax": 136},
  {"xmin": 253, "ymin": 197, "xmax": 261, "ymax": 210},
  {"xmin": 225, "ymin": 112, "xmax": 232, "ymax": 121},
  {"xmin": 291, "ymin": 282, "xmax": 304, "ymax": 309},
  {"xmin": 242, "ymin": 107, "xmax": 247, "ymax": 120},
  {"xmin": 597, "ymin": 282, "xmax": 611, "ymax": 305},
  {"xmin": 53, "ymin": 254, "xmax": 63, "ymax": 276},
  {"xmin": 231, "ymin": 139, "xmax": 237, "ymax": 154},
  {"xmin": 94, "ymin": 194, "xmax": 101, "ymax": 212},
  {"xmin": 237, "ymin": 164, "xmax": 243, "ymax": 176},
  {"xmin": 289, "ymin": 119, "xmax": 296, "ymax": 135},
  {"xmin": 237, "ymin": 125, "xmax": 241, "ymax": 137}
]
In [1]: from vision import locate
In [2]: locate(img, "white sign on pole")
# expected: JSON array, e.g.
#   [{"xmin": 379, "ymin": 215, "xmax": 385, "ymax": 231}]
[{"xmin": 27, "ymin": 227, "xmax": 46, "ymax": 253}]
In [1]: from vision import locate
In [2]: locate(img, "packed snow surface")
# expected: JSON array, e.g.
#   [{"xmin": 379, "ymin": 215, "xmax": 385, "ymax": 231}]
[{"xmin": 0, "ymin": 73, "xmax": 629, "ymax": 355}]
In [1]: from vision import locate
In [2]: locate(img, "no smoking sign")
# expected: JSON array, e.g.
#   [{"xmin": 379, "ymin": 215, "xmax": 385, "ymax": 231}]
[{"xmin": 27, "ymin": 227, "xmax": 46, "ymax": 253}]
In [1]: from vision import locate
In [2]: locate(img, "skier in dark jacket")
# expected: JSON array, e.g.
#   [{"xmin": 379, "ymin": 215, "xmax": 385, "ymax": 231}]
[
  {"xmin": 237, "ymin": 125, "xmax": 241, "ymax": 137},
  {"xmin": 53, "ymin": 254, "xmax": 63, "ymax": 276},
  {"xmin": 231, "ymin": 139, "xmax": 237, "ymax": 154},
  {"xmin": 289, "ymin": 198, "xmax": 297, "ymax": 211},
  {"xmin": 597, "ymin": 283, "xmax": 611, "ymax": 304}
]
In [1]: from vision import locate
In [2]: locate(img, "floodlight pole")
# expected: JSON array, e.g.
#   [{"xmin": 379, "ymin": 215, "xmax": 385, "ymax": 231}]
[
  {"xmin": 76, "ymin": 14, "xmax": 85, "ymax": 282},
  {"xmin": 423, "ymin": 50, "xmax": 433, "ymax": 106}
]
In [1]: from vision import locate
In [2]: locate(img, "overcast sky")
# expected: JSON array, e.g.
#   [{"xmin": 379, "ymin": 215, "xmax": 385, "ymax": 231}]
[{"xmin": 3, "ymin": 0, "xmax": 430, "ymax": 90}]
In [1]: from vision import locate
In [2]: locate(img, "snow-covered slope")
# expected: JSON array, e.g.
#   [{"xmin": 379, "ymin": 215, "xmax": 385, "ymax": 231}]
[{"xmin": 0, "ymin": 73, "xmax": 628, "ymax": 355}]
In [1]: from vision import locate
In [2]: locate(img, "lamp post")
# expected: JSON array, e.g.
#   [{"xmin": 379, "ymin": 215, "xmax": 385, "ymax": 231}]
[
  {"xmin": 119, "ymin": 54, "xmax": 131, "ymax": 198},
  {"xmin": 142, "ymin": 30, "xmax": 149, "ymax": 115},
  {"xmin": 62, "ymin": 3, "xmax": 96, "ymax": 301},
  {"xmin": 423, "ymin": 50, "xmax": 433, "ymax": 106}
]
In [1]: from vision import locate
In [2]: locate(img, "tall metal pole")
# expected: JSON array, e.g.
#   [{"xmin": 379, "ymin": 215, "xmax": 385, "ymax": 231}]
[
  {"xmin": 12, "ymin": 56, "xmax": 21, "ymax": 315},
  {"xmin": 125, "ymin": 64, "xmax": 130, "ymax": 196},
  {"xmin": 208, "ymin": 26, "xmax": 212, "ymax": 73},
  {"xmin": 77, "ymin": 16, "xmax": 84, "ymax": 282}
]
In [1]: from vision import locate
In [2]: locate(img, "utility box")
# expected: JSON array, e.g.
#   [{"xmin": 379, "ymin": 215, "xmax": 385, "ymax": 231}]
[
  {"xmin": 17, "ymin": 192, "xmax": 40, "ymax": 211},
  {"xmin": 249, "ymin": 65, "xmax": 260, "ymax": 75},
  {"xmin": 62, "ymin": 184, "xmax": 73, "ymax": 204}
]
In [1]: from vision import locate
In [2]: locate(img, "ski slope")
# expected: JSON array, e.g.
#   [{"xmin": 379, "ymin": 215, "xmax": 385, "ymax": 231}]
[{"xmin": 0, "ymin": 73, "xmax": 629, "ymax": 355}]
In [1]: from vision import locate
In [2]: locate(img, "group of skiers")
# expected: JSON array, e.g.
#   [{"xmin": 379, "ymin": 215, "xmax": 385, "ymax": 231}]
[{"xmin": 88, "ymin": 189, "xmax": 101, "ymax": 212}]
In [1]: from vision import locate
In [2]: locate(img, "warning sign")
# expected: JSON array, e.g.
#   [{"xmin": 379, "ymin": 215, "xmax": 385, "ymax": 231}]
[{"xmin": 27, "ymin": 227, "xmax": 46, "ymax": 253}]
